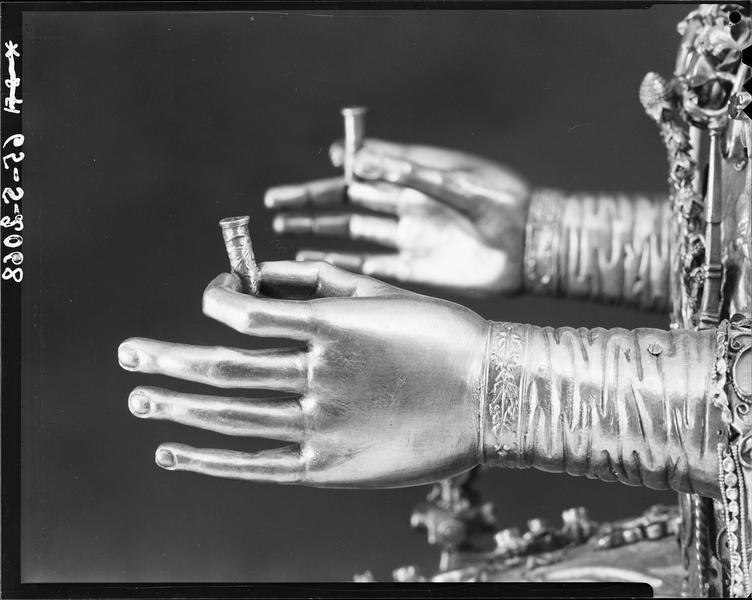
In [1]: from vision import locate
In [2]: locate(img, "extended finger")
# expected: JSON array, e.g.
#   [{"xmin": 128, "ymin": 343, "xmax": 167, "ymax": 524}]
[
  {"xmin": 203, "ymin": 272, "xmax": 313, "ymax": 340},
  {"xmin": 264, "ymin": 177, "xmax": 345, "ymax": 210},
  {"xmin": 118, "ymin": 338, "xmax": 308, "ymax": 393},
  {"xmin": 330, "ymin": 139, "xmax": 475, "ymax": 171},
  {"xmin": 154, "ymin": 442, "xmax": 304, "ymax": 484},
  {"xmin": 128, "ymin": 386, "xmax": 304, "ymax": 442},
  {"xmin": 259, "ymin": 260, "xmax": 403, "ymax": 299},
  {"xmin": 272, "ymin": 213, "xmax": 399, "ymax": 248},
  {"xmin": 347, "ymin": 181, "xmax": 433, "ymax": 215},
  {"xmin": 295, "ymin": 251, "xmax": 410, "ymax": 282},
  {"xmin": 340, "ymin": 147, "xmax": 475, "ymax": 216},
  {"xmin": 330, "ymin": 139, "xmax": 402, "ymax": 166}
]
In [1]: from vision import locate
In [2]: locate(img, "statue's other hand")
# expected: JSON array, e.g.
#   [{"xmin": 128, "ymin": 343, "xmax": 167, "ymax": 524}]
[
  {"xmin": 118, "ymin": 261, "xmax": 487, "ymax": 488},
  {"xmin": 265, "ymin": 140, "xmax": 530, "ymax": 296}
]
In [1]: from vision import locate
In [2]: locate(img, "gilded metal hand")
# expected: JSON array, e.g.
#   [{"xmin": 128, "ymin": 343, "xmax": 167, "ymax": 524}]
[
  {"xmin": 119, "ymin": 261, "xmax": 488, "ymax": 487},
  {"xmin": 265, "ymin": 139, "xmax": 530, "ymax": 296}
]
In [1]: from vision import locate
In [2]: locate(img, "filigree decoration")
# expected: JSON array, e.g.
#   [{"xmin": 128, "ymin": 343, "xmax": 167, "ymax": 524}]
[
  {"xmin": 712, "ymin": 320, "xmax": 733, "ymax": 425},
  {"xmin": 641, "ymin": 4, "xmax": 752, "ymax": 330},
  {"xmin": 728, "ymin": 314, "xmax": 752, "ymax": 404},
  {"xmin": 715, "ymin": 314, "xmax": 752, "ymax": 597},
  {"xmin": 640, "ymin": 72, "xmax": 705, "ymax": 329},
  {"xmin": 595, "ymin": 505, "xmax": 681, "ymax": 551},
  {"xmin": 408, "ymin": 469, "xmax": 497, "ymax": 574},
  {"xmin": 639, "ymin": 71, "xmax": 705, "ymax": 329},
  {"xmin": 719, "ymin": 444, "xmax": 752, "ymax": 597}
]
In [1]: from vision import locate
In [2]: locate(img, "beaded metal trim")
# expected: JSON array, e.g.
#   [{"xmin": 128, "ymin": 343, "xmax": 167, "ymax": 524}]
[
  {"xmin": 712, "ymin": 320, "xmax": 733, "ymax": 426},
  {"xmin": 717, "ymin": 315, "xmax": 752, "ymax": 598},
  {"xmin": 719, "ymin": 445, "xmax": 751, "ymax": 597}
]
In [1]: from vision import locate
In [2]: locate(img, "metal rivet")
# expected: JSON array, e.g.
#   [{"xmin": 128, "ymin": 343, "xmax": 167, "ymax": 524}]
[{"xmin": 647, "ymin": 343, "xmax": 663, "ymax": 356}]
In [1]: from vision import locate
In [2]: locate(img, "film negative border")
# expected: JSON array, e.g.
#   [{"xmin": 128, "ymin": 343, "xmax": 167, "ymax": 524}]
[{"xmin": 0, "ymin": 2, "xmax": 701, "ymax": 600}]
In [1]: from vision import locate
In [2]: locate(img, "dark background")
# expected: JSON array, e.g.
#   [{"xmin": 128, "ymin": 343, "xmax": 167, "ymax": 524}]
[{"xmin": 22, "ymin": 5, "xmax": 689, "ymax": 583}]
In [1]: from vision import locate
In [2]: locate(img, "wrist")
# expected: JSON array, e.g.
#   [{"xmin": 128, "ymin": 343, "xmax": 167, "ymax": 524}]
[
  {"xmin": 521, "ymin": 189, "xmax": 672, "ymax": 310},
  {"xmin": 481, "ymin": 321, "xmax": 725, "ymax": 497}
]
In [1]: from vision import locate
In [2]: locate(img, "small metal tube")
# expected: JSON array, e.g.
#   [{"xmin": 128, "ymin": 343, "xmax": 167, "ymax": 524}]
[
  {"xmin": 341, "ymin": 106, "xmax": 367, "ymax": 184},
  {"xmin": 219, "ymin": 215, "xmax": 259, "ymax": 295}
]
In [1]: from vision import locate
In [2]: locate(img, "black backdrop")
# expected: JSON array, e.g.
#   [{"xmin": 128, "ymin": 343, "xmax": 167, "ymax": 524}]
[{"xmin": 21, "ymin": 5, "xmax": 689, "ymax": 583}]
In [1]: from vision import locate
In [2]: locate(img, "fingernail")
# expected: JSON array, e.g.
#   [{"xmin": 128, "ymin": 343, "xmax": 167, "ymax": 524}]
[
  {"xmin": 296, "ymin": 250, "xmax": 325, "ymax": 262},
  {"xmin": 272, "ymin": 214, "xmax": 285, "ymax": 234},
  {"xmin": 278, "ymin": 215, "xmax": 314, "ymax": 235},
  {"xmin": 353, "ymin": 154, "xmax": 384, "ymax": 179},
  {"xmin": 155, "ymin": 448, "xmax": 177, "ymax": 469},
  {"xmin": 128, "ymin": 391, "xmax": 151, "ymax": 417},
  {"xmin": 264, "ymin": 186, "xmax": 303, "ymax": 209},
  {"xmin": 378, "ymin": 155, "xmax": 412, "ymax": 183},
  {"xmin": 118, "ymin": 344, "xmax": 139, "ymax": 370},
  {"xmin": 330, "ymin": 145, "xmax": 344, "ymax": 167},
  {"xmin": 348, "ymin": 181, "xmax": 382, "ymax": 202}
]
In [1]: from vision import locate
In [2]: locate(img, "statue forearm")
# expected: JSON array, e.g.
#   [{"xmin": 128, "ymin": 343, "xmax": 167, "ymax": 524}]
[
  {"xmin": 523, "ymin": 189, "xmax": 672, "ymax": 311},
  {"xmin": 482, "ymin": 321, "xmax": 724, "ymax": 499}
]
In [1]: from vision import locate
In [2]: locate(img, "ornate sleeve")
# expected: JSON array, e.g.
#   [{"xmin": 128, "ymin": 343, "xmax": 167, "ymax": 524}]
[
  {"xmin": 523, "ymin": 189, "xmax": 672, "ymax": 311},
  {"xmin": 482, "ymin": 321, "xmax": 725, "ymax": 499}
]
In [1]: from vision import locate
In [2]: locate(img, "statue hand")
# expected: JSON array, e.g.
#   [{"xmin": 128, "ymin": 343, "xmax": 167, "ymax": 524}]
[
  {"xmin": 118, "ymin": 261, "xmax": 488, "ymax": 487},
  {"xmin": 265, "ymin": 140, "xmax": 530, "ymax": 296}
]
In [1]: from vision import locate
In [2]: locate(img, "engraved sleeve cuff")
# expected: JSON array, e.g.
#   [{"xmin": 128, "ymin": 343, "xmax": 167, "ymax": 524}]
[
  {"xmin": 483, "ymin": 321, "xmax": 724, "ymax": 499},
  {"xmin": 523, "ymin": 188, "xmax": 672, "ymax": 310}
]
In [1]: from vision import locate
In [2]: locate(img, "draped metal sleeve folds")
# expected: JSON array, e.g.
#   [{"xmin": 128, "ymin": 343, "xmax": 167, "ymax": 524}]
[
  {"xmin": 483, "ymin": 321, "xmax": 724, "ymax": 500},
  {"xmin": 524, "ymin": 190, "xmax": 673, "ymax": 311}
]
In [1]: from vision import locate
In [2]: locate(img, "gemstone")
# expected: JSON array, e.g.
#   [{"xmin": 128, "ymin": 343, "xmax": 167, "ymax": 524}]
[
  {"xmin": 726, "ymin": 473, "xmax": 739, "ymax": 487},
  {"xmin": 730, "ymin": 501, "xmax": 740, "ymax": 514},
  {"xmin": 727, "ymin": 488, "xmax": 739, "ymax": 501},
  {"xmin": 729, "ymin": 518, "xmax": 739, "ymax": 532},
  {"xmin": 724, "ymin": 457, "xmax": 736, "ymax": 472}
]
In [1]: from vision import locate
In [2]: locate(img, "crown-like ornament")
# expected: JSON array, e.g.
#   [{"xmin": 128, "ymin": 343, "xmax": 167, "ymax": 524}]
[{"xmin": 641, "ymin": 3, "xmax": 751, "ymax": 331}]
